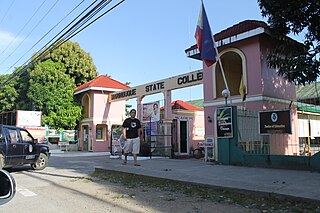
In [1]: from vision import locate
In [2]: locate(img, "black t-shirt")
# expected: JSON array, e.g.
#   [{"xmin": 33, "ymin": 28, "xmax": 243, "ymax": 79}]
[{"xmin": 122, "ymin": 118, "xmax": 141, "ymax": 139}]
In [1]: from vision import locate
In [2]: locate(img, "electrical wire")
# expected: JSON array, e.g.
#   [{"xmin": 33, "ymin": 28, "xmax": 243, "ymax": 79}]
[
  {"xmin": 0, "ymin": 0, "xmax": 126, "ymax": 86},
  {"xmin": 0, "ymin": 0, "xmax": 48, "ymax": 58},
  {"xmin": 0, "ymin": 0, "xmax": 15, "ymax": 26},
  {"xmin": 0, "ymin": 0, "xmax": 60, "ymax": 70},
  {"xmin": 1, "ymin": 0, "xmax": 86, "ymax": 74}
]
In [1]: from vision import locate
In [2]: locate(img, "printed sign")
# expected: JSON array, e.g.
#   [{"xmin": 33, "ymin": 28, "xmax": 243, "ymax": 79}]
[
  {"xmin": 17, "ymin": 110, "xmax": 42, "ymax": 127},
  {"xmin": 216, "ymin": 106, "xmax": 233, "ymax": 138},
  {"xmin": 109, "ymin": 70, "xmax": 203, "ymax": 102},
  {"xmin": 259, "ymin": 110, "xmax": 292, "ymax": 134},
  {"xmin": 142, "ymin": 101, "xmax": 160, "ymax": 122}
]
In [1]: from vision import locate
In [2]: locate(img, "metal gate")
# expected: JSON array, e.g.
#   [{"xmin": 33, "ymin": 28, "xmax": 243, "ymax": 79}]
[{"xmin": 237, "ymin": 110, "xmax": 270, "ymax": 155}]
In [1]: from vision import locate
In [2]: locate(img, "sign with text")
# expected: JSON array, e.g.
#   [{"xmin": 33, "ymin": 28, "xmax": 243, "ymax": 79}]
[
  {"xmin": 109, "ymin": 70, "xmax": 203, "ymax": 102},
  {"xmin": 259, "ymin": 110, "xmax": 292, "ymax": 134},
  {"xmin": 142, "ymin": 101, "xmax": 160, "ymax": 122},
  {"xmin": 17, "ymin": 110, "xmax": 42, "ymax": 127},
  {"xmin": 216, "ymin": 106, "xmax": 233, "ymax": 138}
]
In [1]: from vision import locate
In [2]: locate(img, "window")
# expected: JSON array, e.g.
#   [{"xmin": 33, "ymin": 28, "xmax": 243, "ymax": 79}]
[
  {"xmin": 20, "ymin": 130, "xmax": 34, "ymax": 143},
  {"xmin": 82, "ymin": 95, "xmax": 90, "ymax": 118},
  {"xmin": 8, "ymin": 129, "xmax": 18, "ymax": 143},
  {"xmin": 215, "ymin": 50, "xmax": 245, "ymax": 98},
  {"xmin": 96, "ymin": 125, "xmax": 106, "ymax": 140}
]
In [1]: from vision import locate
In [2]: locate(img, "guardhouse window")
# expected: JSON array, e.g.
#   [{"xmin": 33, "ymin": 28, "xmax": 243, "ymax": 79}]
[
  {"xmin": 215, "ymin": 51, "xmax": 243, "ymax": 98},
  {"xmin": 83, "ymin": 95, "xmax": 90, "ymax": 118},
  {"xmin": 96, "ymin": 124, "xmax": 105, "ymax": 140}
]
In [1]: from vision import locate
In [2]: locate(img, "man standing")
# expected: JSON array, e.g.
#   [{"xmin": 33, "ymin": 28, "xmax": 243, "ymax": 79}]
[{"xmin": 122, "ymin": 109, "xmax": 143, "ymax": 166}]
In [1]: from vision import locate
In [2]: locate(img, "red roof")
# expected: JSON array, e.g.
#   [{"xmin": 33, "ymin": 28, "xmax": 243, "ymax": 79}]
[
  {"xmin": 74, "ymin": 75, "xmax": 129, "ymax": 93},
  {"xmin": 161, "ymin": 100, "xmax": 203, "ymax": 111},
  {"xmin": 185, "ymin": 20, "xmax": 269, "ymax": 55}
]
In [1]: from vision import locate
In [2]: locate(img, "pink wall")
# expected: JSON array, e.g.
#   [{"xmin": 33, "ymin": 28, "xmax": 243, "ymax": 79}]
[
  {"xmin": 203, "ymin": 34, "xmax": 299, "ymax": 155},
  {"xmin": 79, "ymin": 90, "xmax": 126, "ymax": 152},
  {"xmin": 172, "ymin": 110, "xmax": 205, "ymax": 154}
]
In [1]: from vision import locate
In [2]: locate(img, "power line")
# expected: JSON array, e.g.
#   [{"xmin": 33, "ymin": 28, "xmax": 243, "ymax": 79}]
[
  {"xmin": 0, "ymin": 0, "xmax": 126, "ymax": 87},
  {"xmin": 0, "ymin": 0, "xmax": 48, "ymax": 58},
  {"xmin": 0, "ymin": 0, "xmax": 15, "ymax": 26},
  {"xmin": 0, "ymin": 0, "xmax": 60, "ymax": 70},
  {"xmin": 7, "ymin": 0, "xmax": 86, "ymax": 74}
]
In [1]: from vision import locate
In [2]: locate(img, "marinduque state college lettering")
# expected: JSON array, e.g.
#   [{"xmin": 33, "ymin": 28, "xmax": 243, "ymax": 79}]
[
  {"xmin": 111, "ymin": 89, "xmax": 137, "ymax": 100},
  {"xmin": 109, "ymin": 70, "xmax": 203, "ymax": 102},
  {"xmin": 177, "ymin": 72, "xmax": 203, "ymax": 85}
]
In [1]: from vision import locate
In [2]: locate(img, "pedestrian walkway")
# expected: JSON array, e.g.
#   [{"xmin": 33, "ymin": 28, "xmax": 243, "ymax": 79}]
[
  {"xmin": 51, "ymin": 151, "xmax": 320, "ymax": 201},
  {"xmin": 99, "ymin": 156, "xmax": 320, "ymax": 201}
]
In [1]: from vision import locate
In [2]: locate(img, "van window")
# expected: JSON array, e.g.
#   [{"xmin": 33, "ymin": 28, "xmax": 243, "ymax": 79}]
[
  {"xmin": 8, "ymin": 129, "xmax": 19, "ymax": 143},
  {"xmin": 0, "ymin": 128, "xmax": 4, "ymax": 143},
  {"xmin": 20, "ymin": 130, "xmax": 33, "ymax": 143}
]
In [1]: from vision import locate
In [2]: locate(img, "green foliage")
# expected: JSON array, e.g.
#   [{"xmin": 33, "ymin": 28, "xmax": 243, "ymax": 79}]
[
  {"xmin": 0, "ymin": 74, "xmax": 18, "ymax": 111},
  {"xmin": 27, "ymin": 60, "xmax": 82, "ymax": 129},
  {"xmin": 41, "ymin": 40, "xmax": 98, "ymax": 86},
  {"xmin": 125, "ymin": 103, "xmax": 132, "ymax": 117},
  {"xmin": 258, "ymin": 0, "xmax": 320, "ymax": 85},
  {"xmin": 0, "ymin": 40, "xmax": 98, "ymax": 129}
]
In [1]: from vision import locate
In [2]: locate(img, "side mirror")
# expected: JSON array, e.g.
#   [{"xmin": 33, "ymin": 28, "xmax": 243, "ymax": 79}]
[{"xmin": 0, "ymin": 170, "xmax": 16, "ymax": 205}]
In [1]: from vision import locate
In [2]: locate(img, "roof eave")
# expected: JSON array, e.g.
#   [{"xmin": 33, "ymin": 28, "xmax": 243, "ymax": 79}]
[
  {"xmin": 185, "ymin": 27, "xmax": 268, "ymax": 59},
  {"xmin": 74, "ymin": 87, "xmax": 125, "ymax": 95}
]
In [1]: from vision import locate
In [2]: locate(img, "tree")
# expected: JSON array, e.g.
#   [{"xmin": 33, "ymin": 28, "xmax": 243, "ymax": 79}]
[
  {"xmin": 0, "ymin": 74, "xmax": 18, "ymax": 111},
  {"xmin": 27, "ymin": 60, "xmax": 82, "ymax": 129},
  {"xmin": 40, "ymin": 40, "xmax": 98, "ymax": 86},
  {"xmin": 258, "ymin": 0, "xmax": 320, "ymax": 85}
]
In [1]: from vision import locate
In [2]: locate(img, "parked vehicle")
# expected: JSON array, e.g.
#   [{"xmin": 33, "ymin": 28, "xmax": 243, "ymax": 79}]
[
  {"xmin": 0, "ymin": 125, "xmax": 50, "ymax": 170},
  {"xmin": 0, "ymin": 170, "xmax": 15, "ymax": 205}
]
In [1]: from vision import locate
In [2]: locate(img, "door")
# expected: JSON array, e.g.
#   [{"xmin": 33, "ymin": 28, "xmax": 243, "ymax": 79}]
[
  {"xmin": 180, "ymin": 121, "xmax": 188, "ymax": 154},
  {"xmin": 4, "ymin": 127, "xmax": 24, "ymax": 165},
  {"xmin": 82, "ymin": 125, "xmax": 89, "ymax": 151},
  {"xmin": 19, "ymin": 129, "xmax": 37, "ymax": 164},
  {"xmin": 171, "ymin": 119, "xmax": 178, "ymax": 153}
]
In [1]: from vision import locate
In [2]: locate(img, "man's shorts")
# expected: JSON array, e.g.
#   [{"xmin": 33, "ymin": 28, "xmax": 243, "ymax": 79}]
[{"xmin": 124, "ymin": 137, "xmax": 140, "ymax": 154}]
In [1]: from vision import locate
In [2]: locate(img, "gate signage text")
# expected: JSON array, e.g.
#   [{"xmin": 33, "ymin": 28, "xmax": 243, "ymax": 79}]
[
  {"xmin": 259, "ymin": 109, "xmax": 292, "ymax": 134},
  {"xmin": 216, "ymin": 106, "xmax": 233, "ymax": 138},
  {"xmin": 109, "ymin": 70, "xmax": 203, "ymax": 102}
]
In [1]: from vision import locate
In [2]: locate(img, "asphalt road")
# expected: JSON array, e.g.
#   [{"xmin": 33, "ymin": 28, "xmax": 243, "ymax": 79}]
[{"xmin": 0, "ymin": 155, "xmax": 257, "ymax": 213}]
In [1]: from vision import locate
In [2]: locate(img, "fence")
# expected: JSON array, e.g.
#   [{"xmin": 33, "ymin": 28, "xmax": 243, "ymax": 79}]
[
  {"xmin": 142, "ymin": 121, "xmax": 172, "ymax": 158},
  {"xmin": 237, "ymin": 110, "xmax": 270, "ymax": 155}
]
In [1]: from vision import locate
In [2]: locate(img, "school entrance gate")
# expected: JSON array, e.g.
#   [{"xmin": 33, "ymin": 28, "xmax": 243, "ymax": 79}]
[
  {"xmin": 109, "ymin": 69, "xmax": 204, "ymax": 157},
  {"xmin": 217, "ymin": 106, "xmax": 320, "ymax": 172}
]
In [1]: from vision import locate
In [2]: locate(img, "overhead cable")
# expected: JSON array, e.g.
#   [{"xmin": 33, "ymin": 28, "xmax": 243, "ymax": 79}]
[
  {"xmin": 0, "ymin": 0, "xmax": 48, "ymax": 58},
  {"xmin": 0, "ymin": 0, "xmax": 126, "ymax": 86},
  {"xmin": 0, "ymin": 0, "xmax": 60, "ymax": 70}
]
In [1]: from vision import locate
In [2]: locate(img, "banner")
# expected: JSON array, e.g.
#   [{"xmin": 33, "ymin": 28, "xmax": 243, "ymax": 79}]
[{"xmin": 142, "ymin": 101, "xmax": 160, "ymax": 123}]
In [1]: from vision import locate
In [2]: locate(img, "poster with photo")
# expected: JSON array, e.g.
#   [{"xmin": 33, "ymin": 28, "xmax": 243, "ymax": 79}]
[{"xmin": 142, "ymin": 101, "xmax": 160, "ymax": 122}]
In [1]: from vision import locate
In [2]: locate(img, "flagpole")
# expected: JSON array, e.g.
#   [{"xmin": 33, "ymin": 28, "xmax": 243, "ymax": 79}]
[{"xmin": 213, "ymin": 41, "xmax": 231, "ymax": 103}]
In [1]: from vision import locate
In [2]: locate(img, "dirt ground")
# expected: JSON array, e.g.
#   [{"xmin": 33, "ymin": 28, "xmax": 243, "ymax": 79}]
[
  {"xmin": 88, "ymin": 170, "xmax": 320, "ymax": 213},
  {"xmin": 63, "ymin": 176, "xmax": 258, "ymax": 213}
]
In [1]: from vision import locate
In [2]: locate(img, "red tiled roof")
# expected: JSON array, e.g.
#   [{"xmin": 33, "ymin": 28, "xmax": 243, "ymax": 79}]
[
  {"xmin": 74, "ymin": 75, "xmax": 129, "ymax": 93},
  {"xmin": 160, "ymin": 100, "xmax": 203, "ymax": 111},
  {"xmin": 185, "ymin": 20, "xmax": 269, "ymax": 53}
]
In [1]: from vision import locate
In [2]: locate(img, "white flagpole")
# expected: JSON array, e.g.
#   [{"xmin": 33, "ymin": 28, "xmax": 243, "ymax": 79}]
[{"xmin": 213, "ymin": 40, "xmax": 231, "ymax": 103}]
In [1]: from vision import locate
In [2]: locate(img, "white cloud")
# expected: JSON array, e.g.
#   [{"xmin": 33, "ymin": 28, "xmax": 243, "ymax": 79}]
[{"xmin": 0, "ymin": 30, "xmax": 23, "ymax": 49}]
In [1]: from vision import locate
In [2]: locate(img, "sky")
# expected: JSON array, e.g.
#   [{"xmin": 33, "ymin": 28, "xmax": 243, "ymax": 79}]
[{"xmin": 0, "ymin": 0, "xmax": 269, "ymax": 108}]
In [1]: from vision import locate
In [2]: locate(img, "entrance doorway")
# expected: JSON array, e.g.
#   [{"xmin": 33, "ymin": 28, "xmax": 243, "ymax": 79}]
[
  {"xmin": 180, "ymin": 121, "xmax": 188, "ymax": 154},
  {"xmin": 82, "ymin": 125, "xmax": 89, "ymax": 151}
]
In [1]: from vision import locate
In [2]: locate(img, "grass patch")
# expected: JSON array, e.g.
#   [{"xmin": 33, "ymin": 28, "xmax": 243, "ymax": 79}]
[{"xmin": 91, "ymin": 168, "xmax": 320, "ymax": 213}]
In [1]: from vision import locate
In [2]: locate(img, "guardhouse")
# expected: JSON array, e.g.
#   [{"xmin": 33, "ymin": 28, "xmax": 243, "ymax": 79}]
[{"xmin": 74, "ymin": 75, "xmax": 129, "ymax": 152}]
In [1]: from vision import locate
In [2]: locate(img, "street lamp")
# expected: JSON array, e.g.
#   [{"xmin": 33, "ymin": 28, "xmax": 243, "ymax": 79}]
[{"xmin": 221, "ymin": 89, "xmax": 230, "ymax": 105}]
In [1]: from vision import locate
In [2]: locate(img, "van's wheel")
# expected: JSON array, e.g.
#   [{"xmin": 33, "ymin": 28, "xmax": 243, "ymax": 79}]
[
  {"xmin": 0, "ymin": 154, "xmax": 4, "ymax": 169},
  {"xmin": 31, "ymin": 153, "xmax": 48, "ymax": 170}
]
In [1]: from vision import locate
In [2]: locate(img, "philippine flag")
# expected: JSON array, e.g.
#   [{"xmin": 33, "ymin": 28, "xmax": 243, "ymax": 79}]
[{"xmin": 195, "ymin": 1, "xmax": 217, "ymax": 67}]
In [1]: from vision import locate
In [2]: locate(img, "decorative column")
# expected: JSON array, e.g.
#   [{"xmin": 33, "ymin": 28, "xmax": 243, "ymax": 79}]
[{"xmin": 163, "ymin": 90, "xmax": 173, "ymax": 156}]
